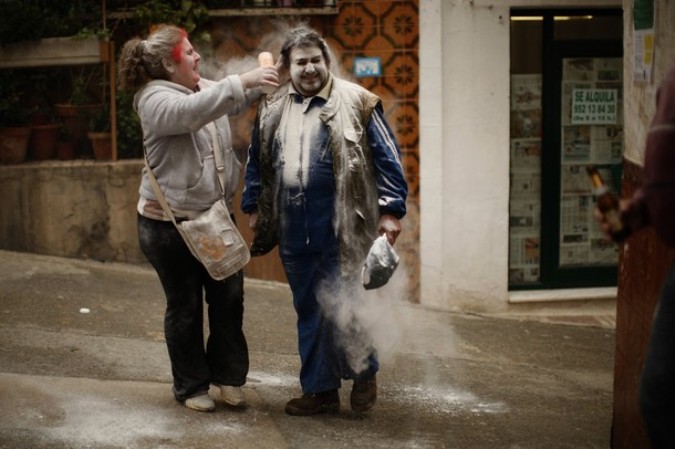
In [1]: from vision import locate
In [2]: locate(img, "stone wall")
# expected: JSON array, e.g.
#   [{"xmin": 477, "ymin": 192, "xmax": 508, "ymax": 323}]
[{"xmin": 0, "ymin": 160, "xmax": 145, "ymax": 263}]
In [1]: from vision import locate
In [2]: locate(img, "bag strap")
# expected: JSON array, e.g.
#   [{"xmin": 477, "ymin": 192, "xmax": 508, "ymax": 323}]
[
  {"xmin": 206, "ymin": 121, "xmax": 225, "ymax": 197},
  {"xmin": 143, "ymin": 121, "xmax": 224, "ymax": 225},
  {"xmin": 143, "ymin": 156, "xmax": 179, "ymax": 226}
]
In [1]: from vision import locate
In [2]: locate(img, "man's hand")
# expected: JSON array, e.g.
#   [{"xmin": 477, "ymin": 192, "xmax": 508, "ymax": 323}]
[
  {"xmin": 592, "ymin": 199, "xmax": 630, "ymax": 242},
  {"xmin": 274, "ymin": 58, "xmax": 290, "ymax": 85},
  {"xmin": 248, "ymin": 212, "xmax": 259, "ymax": 231},
  {"xmin": 378, "ymin": 214, "xmax": 401, "ymax": 245}
]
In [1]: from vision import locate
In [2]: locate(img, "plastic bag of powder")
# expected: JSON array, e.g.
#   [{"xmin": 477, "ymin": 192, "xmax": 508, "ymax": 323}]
[{"xmin": 361, "ymin": 234, "xmax": 399, "ymax": 290}]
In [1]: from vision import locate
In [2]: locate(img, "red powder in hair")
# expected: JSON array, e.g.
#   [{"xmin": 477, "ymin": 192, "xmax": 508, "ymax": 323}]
[{"xmin": 170, "ymin": 28, "xmax": 188, "ymax": 63}]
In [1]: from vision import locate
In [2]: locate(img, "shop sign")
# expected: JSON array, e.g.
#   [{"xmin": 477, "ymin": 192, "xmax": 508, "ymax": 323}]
[{"xmin": 571, "ymin": 88, "xmax": 618, "ymax": 125}]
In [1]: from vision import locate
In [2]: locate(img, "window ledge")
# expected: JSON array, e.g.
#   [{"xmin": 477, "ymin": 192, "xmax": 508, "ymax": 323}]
[
  {"xmin": 509, "ymin": 287, "xmax": 617, "ymax": 303},
  {"xmin": 0, "ymin": 36, "xmax": 103, "ymax": 69},
  {"xmin": 108, "ymin": 6, "xmax": 338, "ymax": 20},
  {"xmin": 209, "ymin": 7, "xmax": 338, "ymax": 16}
]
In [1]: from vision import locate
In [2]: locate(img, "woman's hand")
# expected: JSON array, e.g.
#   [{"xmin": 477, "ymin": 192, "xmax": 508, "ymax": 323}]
[{"xmin": 240, "ymin": 66, "xmax": 279, "ymax": 90}]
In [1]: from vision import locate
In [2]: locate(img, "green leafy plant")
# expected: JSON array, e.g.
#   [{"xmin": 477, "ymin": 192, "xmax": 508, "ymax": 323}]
[
  {"xmin": 89, "ymin": 104, "xmax": 111, "ymax": 133},
  {"xmin": 135, "ymin": 0, "xmax": 210, "ymax": 39},
  {"xmin": 68, "ymin": 67, "xmax": 100, "ymax": 106},
  {"xmin": 58, "ymin": 124, "xmax": 73, "ymax": 142},
  {"xmin": 24, "ymin": 69, "xmax": 58, "ymax": 124},
  {"xmin": 116, "ymin": 90, "xmax": 143, "ymax": 159},
  {"xmin": 0, "ymin": 73, "xmax": 32, "ymax": 127},
  {"xmin": 0, "ymin": 0, "xmax": 103, "ymax": 44}
]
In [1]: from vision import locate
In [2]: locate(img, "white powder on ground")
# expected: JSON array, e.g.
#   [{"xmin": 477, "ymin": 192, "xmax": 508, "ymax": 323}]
[{"xmin": 396, "ymin": 384, "xmax": 509, "ymax": 416}]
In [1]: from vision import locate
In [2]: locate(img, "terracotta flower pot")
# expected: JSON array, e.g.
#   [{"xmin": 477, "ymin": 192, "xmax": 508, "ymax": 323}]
[
  {"xmin": 0, "ymin": 126, "xmax": 31, "ymax": 164},
  {"xmin": 29, "ymin": 123, "xmax": 59, "ymax": 160},
  {"xmin": 55, "ymin": 103, "xmax": 102, "ymax": 147},
  {"xmin": 88, "ymin": 131, "xmax": 112, "ymax": 160},
  {"xmin": 56, "ymin": 140, "xmax": 76, "ymax": 160}
]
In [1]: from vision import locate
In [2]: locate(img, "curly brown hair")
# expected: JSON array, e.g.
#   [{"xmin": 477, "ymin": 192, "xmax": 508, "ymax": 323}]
[{"xmin": 117, "ymin": 25, "xmax": 187, "ymax": 92}]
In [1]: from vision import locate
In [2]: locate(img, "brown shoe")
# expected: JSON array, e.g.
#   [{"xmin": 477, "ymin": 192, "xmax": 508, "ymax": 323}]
[
  {"xmin": 284, "ymin": 389, "xmax": 340, "ymax": 416},
  {"xmin": 351, "ymin": 374, "xmax": 377, "ymax": 412}
]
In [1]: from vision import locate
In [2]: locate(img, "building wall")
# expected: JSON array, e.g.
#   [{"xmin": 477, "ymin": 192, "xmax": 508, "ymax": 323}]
[
  {"xmin": 0, "ymin": 1, "xmax": 424, "ymax": 299},
  {"xmin": 419, "ymin": 0, "xmax": 621, "ymax": 312},
  {"xmin": 3, "ymin": 0, "xmax": 653, "ymax": 315}
]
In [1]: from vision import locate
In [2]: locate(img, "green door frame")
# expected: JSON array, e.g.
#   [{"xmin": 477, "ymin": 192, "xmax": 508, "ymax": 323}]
[{"xmin": 510, "ymin": 8, "xmax": 623, "ymax": 290}]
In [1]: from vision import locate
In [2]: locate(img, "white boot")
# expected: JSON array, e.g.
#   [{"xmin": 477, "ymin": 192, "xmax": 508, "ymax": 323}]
[
  {"xmin": 184, "ymin": 393, "xmax": 215, "ymax": 412},
  {"xmin": 219, "ymin": 385, "xmax": 246, "ymax": 407}
]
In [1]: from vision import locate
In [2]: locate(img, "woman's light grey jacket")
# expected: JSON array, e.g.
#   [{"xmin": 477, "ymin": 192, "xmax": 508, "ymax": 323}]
[{"xmin": 135, "ymin": 76, "xmax": 257, "ymax": 213}]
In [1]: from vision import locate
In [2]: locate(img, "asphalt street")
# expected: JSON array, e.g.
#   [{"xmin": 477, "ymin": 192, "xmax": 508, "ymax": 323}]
[{"xmin": 0, "ymin": 250, "xmax": 615, "ymax": 448}]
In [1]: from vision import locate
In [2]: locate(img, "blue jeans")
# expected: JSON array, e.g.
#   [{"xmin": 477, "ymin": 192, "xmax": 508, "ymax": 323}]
[
  {"xmin": 279, "ymin": 184, "xmax": 378, "ymax": 395},
  {"xmin": 137, "ymin": 214, "xmax": 248, "ymax": 402},
  {"xmin": 281, "ymin": 247, "xmax": 378, "ymax": 395},
  {"xmin": 640, "ymin": 260, "xmax": 675, "ymax": 448}
]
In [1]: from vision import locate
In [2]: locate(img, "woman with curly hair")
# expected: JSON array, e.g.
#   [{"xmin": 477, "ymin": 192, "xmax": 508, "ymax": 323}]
[{"xmin": 118, "ymin": 24, "xmax": 280, "ymax": 412}]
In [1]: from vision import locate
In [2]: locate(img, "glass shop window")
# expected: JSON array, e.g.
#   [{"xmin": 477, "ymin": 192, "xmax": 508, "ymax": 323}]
[{"xmin": 509, "ymin": 10, "xmax": 623, "ymax": 290}]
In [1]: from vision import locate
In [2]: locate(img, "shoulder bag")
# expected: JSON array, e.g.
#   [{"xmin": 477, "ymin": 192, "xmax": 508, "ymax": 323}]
[{"xmin": 144, "ymin": 122, "xmax": 250, "ymax": 280}]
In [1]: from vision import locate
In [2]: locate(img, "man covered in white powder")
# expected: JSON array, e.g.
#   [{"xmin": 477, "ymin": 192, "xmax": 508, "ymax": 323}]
[{"xmin": 241, "ymin": 26, "xmax": 408, "ymax": 416}]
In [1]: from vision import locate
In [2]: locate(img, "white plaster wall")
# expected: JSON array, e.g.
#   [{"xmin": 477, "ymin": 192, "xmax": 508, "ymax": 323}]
[
  {"xmin": 419, "ymin": 0, "xmax": 622, "ymax": 313},
  {"xmin": 623, "ymin": 0, "xmax": 675, "ymax": 166},
  {"xmin": 419, "ymin": 0, "xmax": 445, "ymax": 307}
]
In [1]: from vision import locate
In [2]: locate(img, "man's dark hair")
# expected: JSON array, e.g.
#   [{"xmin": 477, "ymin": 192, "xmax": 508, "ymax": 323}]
[{"xmin": 279, "ymin": 27, "xmax": 331, "ymax": 69}]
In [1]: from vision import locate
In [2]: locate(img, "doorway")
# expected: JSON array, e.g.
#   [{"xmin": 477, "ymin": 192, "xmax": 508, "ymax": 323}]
[{"xmin": 509, "ymin": 9, "xmax": 623, "ymax": 289}]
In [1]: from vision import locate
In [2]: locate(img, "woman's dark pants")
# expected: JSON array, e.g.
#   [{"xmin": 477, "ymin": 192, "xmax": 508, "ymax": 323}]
[{"xmin": 137, "ymin": 214, "xmax": 248, "ymax": 402}]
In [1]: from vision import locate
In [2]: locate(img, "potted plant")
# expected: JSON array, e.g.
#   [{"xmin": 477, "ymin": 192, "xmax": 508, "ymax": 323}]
[
  {"xmin": 0, "ymin": 1, "xmax": 110, "ymax": 161},
  {"xmin": 0, "ymin": 74, "xmax": 32, "ymax": 164},
  {"xmin": 88, "ymin": 104, "xmax": 112, "ymax": 161},
  {"xmin": 55, "ymin": 66, "xmax": 102, "ymax": 153},
  {"xmin": 27, "ymin": 70, "xmax": 60, "ymax": 160},
  {"xmin": 56, "ymin": 124, "xmax": 76, "ymax": 160},
  {"xmin": 116, "ymin": 90, "xmax": 143, "ymax": 159},
  {"xmin": 29, "ymin": 118, "xmax": 59, "ymax": 160}
]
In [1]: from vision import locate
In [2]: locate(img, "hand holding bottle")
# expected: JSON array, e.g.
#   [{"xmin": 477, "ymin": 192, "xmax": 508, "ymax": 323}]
[
  {"xmin": 239, "ymin": 51, "xmax": 280, "ymax": 91},
  {"xmin": 257, "ymin": 51, "xmax": 280, "ymax": 94},
  {"xmin": 587, "ymin": 166, "xmax": 630, "ymax": 242}
]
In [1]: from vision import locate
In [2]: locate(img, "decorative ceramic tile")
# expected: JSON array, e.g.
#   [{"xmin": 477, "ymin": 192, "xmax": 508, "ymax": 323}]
[
  {"xmin": 355, "ymin": 74, "xmax": 379, "ymax": 91},
  {"xmin": 402, "ymin": 165, "xmax": 420, "ymax": 197},
  {"xmin": 381, "ymin": 52, "xmax": 419, "ymax": 98},
  {"xmin": 358, "ymin": 0, "xmax": 381, "ymax": 16},
  {"xmin": 385, "ymin": 101, "xmax": 419, "ymax": 148},
  {"xmin": 362, "ymin": 34, "xmax": 395, "ymax": 52},
  {"xmin": 332, "ymin": 3, "xmax": 377, "ymax": 49},
  {"xmin": 367, "ymin": 82, "xmax": 395, "ymax": 101},
  {"xmin": 380, "ymin": 1, "xmax": 419, "ymax": 49}
]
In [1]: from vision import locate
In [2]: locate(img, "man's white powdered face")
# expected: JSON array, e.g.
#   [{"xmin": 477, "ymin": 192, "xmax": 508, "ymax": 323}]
[{"xmin": 288, "ymin": 44, "xmax": 329, "ymax": 97}]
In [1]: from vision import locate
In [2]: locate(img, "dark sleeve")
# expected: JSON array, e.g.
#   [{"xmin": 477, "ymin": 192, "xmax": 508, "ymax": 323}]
[
  {"xmin": 641, "ymin": 67, "xmax": 675, "ymax": 246},
  {"xmin": 621, "ymin": 187, "xmax": 649, "ymax": 235},
  {"xmin": 241, "ymin": 113, "xmax": 262, "ymax": 214},
  {"xmin": 366, "ymin": 104, "xmax": 408, "ymax": 219}
]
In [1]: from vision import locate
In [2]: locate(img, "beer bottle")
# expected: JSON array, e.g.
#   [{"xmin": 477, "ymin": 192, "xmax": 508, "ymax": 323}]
[
  {"xmin": 258, "ymin": 51, "xmax": 276, "ymax": 94},
  {"xmin": 586, "ymin": 165, "xmax": 626, "ymax": 240}
]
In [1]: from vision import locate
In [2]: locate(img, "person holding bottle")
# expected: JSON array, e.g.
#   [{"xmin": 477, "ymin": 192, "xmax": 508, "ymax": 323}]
[
  {"xmin": 592, "ymin": 64, "xmax": 675, "ymax": 448},
  {"xmin": 117, "ymin": 24, "xmax": 280, "ymax": 412},
  {"xmin": 241, "ymin": 26, "xmax": 408, "ymax": 416}
]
